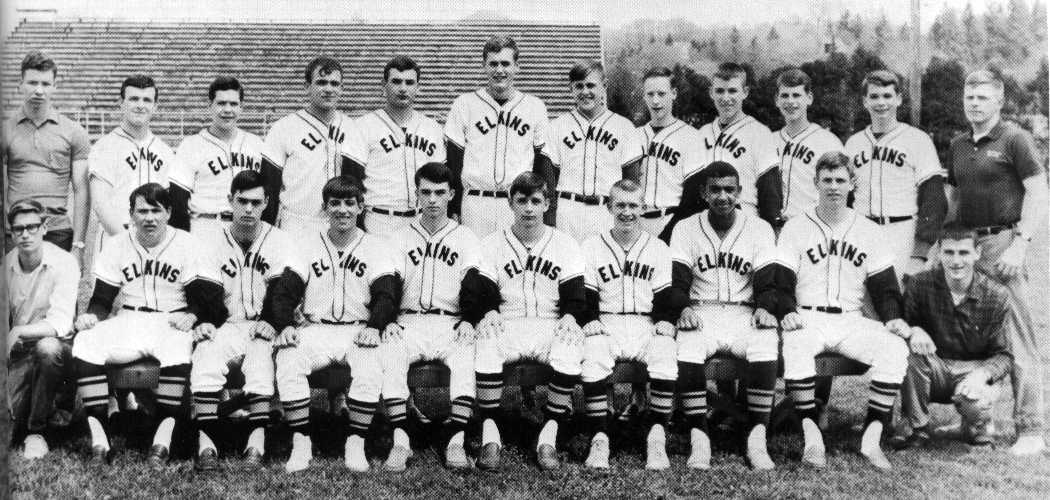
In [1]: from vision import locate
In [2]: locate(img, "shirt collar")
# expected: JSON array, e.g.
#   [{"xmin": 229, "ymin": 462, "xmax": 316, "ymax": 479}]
[
  {"xmin": 5, "ymin": 242, "xmax": 60, "ymax": 274},
  {"xmin": 16, "ymin": 106, "xmax": 60, "ymax": 126},
  {"xmin": 935, "ymin": 267, "xmax": 983, "ymax": 302},
  {"xmin": 971, "ymin": 119, "xmax": 1005, "ymax": 143}
]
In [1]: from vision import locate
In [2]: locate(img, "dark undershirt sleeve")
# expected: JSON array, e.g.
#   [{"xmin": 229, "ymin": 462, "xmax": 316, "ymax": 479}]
[
  {"xmin": 622, "ymin": 158, "xmax": 642, "ymax": 182},
  {"xmin": 259, "ymin": 276, "xmax": 285, "ymax": 331},
  {"xmin": 668, "ymin": 261, "xmax": 694, "ymax": 322},
  {"xmin": 447, "ymin": 141, "xmax": 465, "ymax": 217},
  {"xmin": 756, "ymin": 168, "xmax": 783, "ymax": 226},
  {"xmin": 260, "ymin": 158, "xmax": 282, "ymax": 225},
  {"xmin": 533, "ymin": 148, "xmax": 557, "ymax": 226},
  {"xmin": 865, "ymin": 267, "xmax": 903, "ymax": 322},
  {"xmin": 341, "ymin": 156, "xmax": 366, "ymax": 182},
  {"xmin": 86, "ymin": 280, "xmax": 121, "ymax": 319},
  {"xmin": 557, "ymin": 275, "xmax": 588, "ymax": 326},
  {"xmin": 167, "ymin": 184, "xmax": 192, "ymax": 232},
  {"xmin": 770, "ymin": 263, "xmax": 798, "ymax": 318},
  {"xmin": 915, "ymin": 176, "xmax": 948, "ymax": 250},
  {"xmin": 651, "ymin": 286, "xmax": 685, "ymax": 324},
  {"xmin": 269, "ymin": 269, "xmax": 305, "ymax": 329},
  {"xmin": 583, "ymin": 288, "xmax": 600, "ymax": 325},
  {"xmin": 185, "ymin": 278, "xmax": 228, "ymax": 327},
  {"xmin": 752, "ymin": 264, "xmax": 779, "ymax": 315},
  {"xmin": 459, "ymin": 268, "xmax": 488, "ymax": 327},
  {"xmin": 367, "ymin": 274, "xmax": 401, "ymax": 331}
]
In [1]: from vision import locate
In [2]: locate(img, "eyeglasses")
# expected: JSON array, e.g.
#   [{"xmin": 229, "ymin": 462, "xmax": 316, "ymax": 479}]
[{"xmin": 10, "ymin": 223, "xmax": 43, "ymax": 235}]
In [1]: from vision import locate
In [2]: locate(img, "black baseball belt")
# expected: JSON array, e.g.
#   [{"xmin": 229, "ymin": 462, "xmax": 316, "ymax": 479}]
[
  {"xmin": 319, "ymin": 319, "xmax": 366, "ymax": 326},
  {"xmin": 122, "ymin": 305, "xmax": 188, "ymax": 313},
  {"xmin": 559, "ymin": 192, "xmax": 608, "ymax": 206},
  {"xmin": 799, "ymin": 305, "xmax": 844, "ymax": 314},
  {"xmin": 972, "ymin": 222, "xmax": 1017, "ymax": 237},
  {"xmin": 866, "ymin": 215, "xmax": 913, "ymax": 225},
  {"xmin": 370, "ymin": 206, "xmax": 418, "ymax": 217},
  {"xmin": 692, "ymin": 300, "xmax": 754, "ymax": 307},
  {"xmin": 640, "ymin": 207, "xmax": 674, "ymax": 219},
  {"xmin": 195, "ymin": 212, "xmax": 233, "ymax": 221},
  {"xmin": 466, "ymin": 189, "xmax": 508, "ymax": 199},
  {"xmin": 401, "ymin": 308, "xmax": 457, "ymax": 316}
]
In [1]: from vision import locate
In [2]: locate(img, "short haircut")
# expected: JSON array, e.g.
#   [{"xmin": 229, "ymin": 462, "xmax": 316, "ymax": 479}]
[
  {"xmin": 384, "ymin": 55, "xmax": 420, "ymax": 81},
  {"xmin": 703, "ymin": 161, "xmax": 741, "ymax": 185},
  {"xmin": 642, "ymin": 66, "xmax": 674, "ymax": 84},
  {"xmin": 305, "ymin": 56, "xmax": 342, "ymax": 84},
  {"xmin": 964, "ymin": 69, "xmax": 1005, "ymax": 94},
  {"xmin": 7, "ymin": 198, "xmax": 46, "ymax": 225},
  {"xmin": 230, "ymin": 169, "xmax": 267, "ymax": 195},
  {"xmin": 713, "ymin": 62, "xmax": 749, "ymax": 85},
  {"xmin": 414, "ymin": 162, "xmax": 453, "ymax": 187},
  {"xmin": 322, "ymin": 175, "xmax": 366, "ymax": 203},
  {"xmin": 938, "ymin": 222, "xmax": 978, "ymax": 245},
  {"xmin": 776, "ymin": 67, "xmax": 811, "ymax": 93},
  {"xmin": 569, "ymin": 60, "xmax": 604, "ymax": 82},
  {"xmin": 508, "ymin": 172, "xmax": 548, "ymax": 199},
  {"xmin": 861, "ymin": 69, "xmax": 901, "ymax": 94},
  {"xmin": 129, "ymin": 182, "xmax": 171, "ymax": 211},
  {"xmin": 482, "ymin": 35, "xmax": 519, "ymax": 62},
  {"xmin": 21, "ymin": 50, "xmax": 57, "ymax": 79},
  {"xmin": 609, "ymin": 178, "xmax": 642, "ymax": 195},
  {"xmin": 208, "ymin": 76, "xmax": 244, "ymax": 102},
  {"xmin": 120, "ymin": 74, "xmax": 158, "ymax": 101},
  {"xmin": 814, "ymin": 151, "xmax": 855, "ymax": 179}
]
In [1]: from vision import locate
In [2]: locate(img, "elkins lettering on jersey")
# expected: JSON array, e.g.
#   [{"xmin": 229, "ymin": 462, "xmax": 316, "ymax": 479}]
[
  {"xmin": 563, "ymin": 125, "xmax": 620, "ymax": 151},
  {"xmin": 300, "ymin": 123, "xmax": 347, "ymax": 151},
  {"xmin": 207, "ymin": 152, "xmax": 260, "ymax": 176},
  {"xmin": 597, "ymin": 260, "xmax": 654, "ymax": 283},
  {"xmin": 805, "ymin": 239, "xmax": 868, "ymax": 267},
  {"xmin": 124, "ymin": 147, "xmax": 165, "ymax": 172},
  {"xmin": 502, "ymin": 255, "xmax": 561, "ymax": 280},
  {"xmin": 704, "ymin": 132, "xmax": 746, "ymax": 158},
  {"xmin": 121, "ymin": 259, "xmax": 181, "ymax": 283},
  {"xmin": 474, "ymin": 110, "xmax": 531, "ymax": 137},
  {"xmin": 380, "ymin": 132, "xmax": 437, "ymax": 156},
  {"xmin": 852, "ymin": 146, "xmax": 907, "ymax": 167},
  {"xmin": 220, "ymin": 252, "xmax": 271, "ymax": 278},
  {"xmin": 310, "ymin": 252, "xmax": 367, "ymax": 278},
  {"xmin": 696, "ymin": 251, "xmax": 752, "ymax": 275},
  {"xmin": 407, "ymin": 241, "xmax": 459, "ymax": 266},
  {"xmin": 645, "ymin": 141, "xmax": 680, "ymax": 166},
  {"xmin": 780, "ymin": 141, "xmax": 815, "ymax": 164}
]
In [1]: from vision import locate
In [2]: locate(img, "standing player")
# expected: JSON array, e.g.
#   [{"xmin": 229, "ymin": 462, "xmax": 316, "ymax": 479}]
[
  {"xmin": 548, "ymin": 60, "xmax": 643, "ymax": 241},
  {"xmin": 579, "ymin": 179, "xmax": 685, "ymax": 470},
  {"xmin": 445, "ymin": 36, "xmax": 555, "ymax": 237},
  {"xmin": 342, "ymin": 56, "xmax": 446, "ymax": 237},
  {"xmin": 474, "ymin": 172, "xmax": 587, "ymax": 471},
  {"xmin": 669, "ymin": 162, "xmax": 780, "ymax": 470},
  {"xmin": 265, "ymin": 57, "xmax": 357, "ymax": 238},
  {"xmin": 772, "ymin": 152, "xmax": 911, "ymax": 469},
  {"xmin": 844, "ymin": 70, "xmax": 947, "ymax": 279},
  {"xmin": 88, "ymin": 75, "xmax": 177, "ymax": 248},
  {"xmin": 188, "ymin": 170, "xmax": 295, "ymax": 471},
  {"xmin": 771, "ymin": 68, "xmax": 843, "ymax": 221},
  {"xmin": 697, "ymin": 63, "xmax": 781, "ymax": 225},
  {"xmin": 169, "ymin": 77, "xmax": 279, "ymax": 246},
  {"xmin": 379, "ymin": 163, "xmax": 486, "ymax": 470},
  {"xmin": 71, "ymin": 183, "xmax": 226, "ymax": 466},
  {"xmin": 270, "ymin": 175, "xmax": 400, "ymax": 473}
]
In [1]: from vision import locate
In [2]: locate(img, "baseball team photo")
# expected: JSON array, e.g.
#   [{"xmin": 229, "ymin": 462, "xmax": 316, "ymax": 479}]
[{"xmin": 1, "ymin": 0, "xmax": 1048, "ymax": 498}]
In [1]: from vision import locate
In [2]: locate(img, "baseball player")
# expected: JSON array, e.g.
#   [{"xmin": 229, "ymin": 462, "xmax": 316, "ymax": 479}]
[
  {"xmin": 669, "ymin": 161, "xmax": 780, "ymax": 470},
  {"xmin": 379, "ymin": 162, "xmax": 486, "ymax": 471},
  {"xmin": 772, "ymin": 152, "xmax": 911, "ymax": 470},
  {"xmin": 579, "ymin": 179, "xmax": 685, "ymax": 470},
  {"xmin": 772, "ymin": 68, "xmax": 844, "ymax": 221},
  {"xmin": 188, "ymin": 170, "xmax": 295, "ymax": 471},
  {"xmin": 269, "ymin": 175, "xmax": 400, "ymax": 473},
  {"xmin": 474, "ymin": 172, "xmax": 587, "ymax": 471},
  {"xmin": 71, "ymin": 183, "xmax": 226, "ymax": 466},
  {"xmin": 636, "ymin": 67, "xmax": 708, "ymax": 239},
  {"xmin": 265, "ymin": 57, "xmax": 357, "ymax": 239},
  {"xmin": 843, "ymin": 70, "xmax": 947, "ymax": 279},
  {"xmin": 445, "ymin": 35, "xmax": 555, "ymax": 237},
  {"xmin": 169, "ymin": 76, "xmax": 280, "ymax": 247},
  {"xmin": 88, "ymin": 75, "xmax": 177, "ymax": 249},
  {"xmin": 342, "ymin": 56, "xmax": 446, "ymax": 238},
  {"xmin": 548, "ymin": 60, "xmax": 643, "ymax": 242},
  {"xmin": 696, "ymin": 63, "xmax": 782, "ymax": 225}
]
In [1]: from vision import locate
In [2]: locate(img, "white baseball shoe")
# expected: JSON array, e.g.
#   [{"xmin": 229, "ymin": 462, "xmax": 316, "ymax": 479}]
[
  {"xmin": 746, "ymin": 424, "xmax": 774, "ymax": 470},
  {"xmin": 1010, "ymin": 435, "xmax": 1047, "ymax": 456},
  {"xmin": 645, "ymin": 424, "xmax": 670, "ymax": 470},
  {"xmin": 801, "ymin": 418, "xmax": 827, "ymax": 468},
  {"xmin": 584, "ymin": 433, "xmax": 610, "ymax": 469},
  {"xmin": 345, "ymin": 435, "xmax": 370, "ymax": 472},
  {"xmin": 284, "ymin": 433, "xmax": 312, "ymax": 473},
  {"xmin": 686, "ymin": 428, "xmax": 711, "ymax": 469},
  {"xmin": 859, "ymin": 421, "xmax": 891, "ymax": 470},
  {"xmin": 22, "ymin": 434, "xmax": 49, "ymax": 460}
]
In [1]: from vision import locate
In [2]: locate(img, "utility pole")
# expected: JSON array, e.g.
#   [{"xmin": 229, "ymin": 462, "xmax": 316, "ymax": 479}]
[{"xmin": 910, "ymin": 0, "xmax": 923, "ymax": 126}]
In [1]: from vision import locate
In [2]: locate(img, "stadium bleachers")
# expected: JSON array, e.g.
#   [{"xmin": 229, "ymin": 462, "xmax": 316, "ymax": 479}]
[{"xmin": 1, "ymin": 18, "xmax": 602, "ymax": 141}]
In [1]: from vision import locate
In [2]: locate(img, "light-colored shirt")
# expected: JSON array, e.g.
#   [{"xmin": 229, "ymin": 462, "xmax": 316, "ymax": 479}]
[{"xmin": 5, "ymin": 241, "xmax": 80, "ymax": 338}]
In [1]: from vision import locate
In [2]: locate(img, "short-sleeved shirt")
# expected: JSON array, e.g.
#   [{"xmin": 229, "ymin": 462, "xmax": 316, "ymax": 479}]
[
  {"xmin": 212, "ymin": 223, "xmax": 296, "ymax": 322},
  {"xmin": 395, "ymin": 220, "xmax": 483, "ymax": 314},
  {"xmin": 844, "ymin": 124, "xmax": 944, "ymax": 219},
  {"xmin": 3, "ymin": 108, "xmax": 91, "ymax": 231},
  {"xmin": 88, "ymin": 127, "xmax": 176, "ymax": 226},
  {"xmin": 670, "ymin": 210, "xmax": 776, "ymax": 303},
  {"xmin": 549, "ymin": 109, "xmax": 643, "ymax": 197},
  {"xmin": 5, "ymin": 241, "xmax": 80, "ymax": 338},
  {"xmin": 697, "ymin": 115, "xmax": 779, "ymax": 212},
  {"xmin": 265, "ymin": 110, "xmax": 355, "ymax": 219},
  {"xmin": 583, "ymin": 231, "xmax": 671, "ymax": 315},
  {"xmin": 638, "ymin": 119, "xmax": 707, "ymax": 208},
  {"xmin": 480, "ymin": 226, "xmax": 584, "ymax": 319},
  {"xmin": 947, "ymin": 120, "xmax": 1044, "ymax": 227},
  {"xmin": 773, "ymin": 124, "xmax": 843, "ymax": 219},
  {"xmin": 170, "ymin": 128, "xmax": 277, "ymax": 216}
]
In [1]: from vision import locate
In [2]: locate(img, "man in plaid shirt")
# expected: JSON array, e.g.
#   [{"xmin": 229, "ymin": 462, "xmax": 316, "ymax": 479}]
[{"xmin": 891, "ymin": 223, "xmax": 1015, "ymax": 449}]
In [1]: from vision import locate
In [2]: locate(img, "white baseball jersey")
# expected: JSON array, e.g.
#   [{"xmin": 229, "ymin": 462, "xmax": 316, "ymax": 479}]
[
  {"xmin": 170, "ymin": 128, "xmax": 277, "ymax": 216},
  {"xmin": 265, "ymin": 110, "xmax": 354, "ymax": 219},
  {"xmin": 549, "ymin": 109, "xmax": 643, "ymax": 196},
  {"xmin": 773, "ymin": 208, "xmax": 894, "ymax": 312},
  {"xmin": 395, "ymin": 220, "xmax": 484, "ymax": 313},
  {"xmin": 582, "ymin": 231, "xmax": 671, "ymax": 314},
  {"xmin": 638, "ymin": 119, "xmax": 707, "ymax": 208},
  {"xmin": 88, "ymin": 127, "xmax": 176, "ymax": 224},
  {"xmin": 698, "ymin": 115, "xmax": 779, "ymax": 211},
  {"xmin": 95, "ymin": 228, "xmax": 218, "ymax": 312},
  {"xmin": 342, "ymin": 109, "xmax": 446, "ymax": 210},
  {"xmin": 212, "ymin": 223, "xmax": 296, "ymax": 321},
  {"xmin": 670, "ymin": 210, "xmax": 776, "ymax": 303},
  {"xmin": 773, "ymin": 124, "xmax": 844, "ymax": 219},
  {"xmin": 444, "ymin": 89, "xmax": 550, "ymax": 190},
  {"xmin": 480, "ymin": 226, "xmax": 584, "ymax": 319},
  {"xmin": 844, "ymin": 124, "xmax": 944, "ymax": 218},
  {"xmin": 288, "ymin": 230, "xmax": 397, "ymax": 323}
]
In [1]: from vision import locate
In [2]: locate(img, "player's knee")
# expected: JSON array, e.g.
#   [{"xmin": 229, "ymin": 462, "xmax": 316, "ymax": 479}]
[
  {"xmin": 33, "ymin": 336, "xmax": 65, "ymax": 362},
  {"xmin": 874, "ymin": 335, "xmax": 909, "ymax": 381},
  {"xmin": 746, "ymin": 330, "xmax": 779, "ymax": 362}
]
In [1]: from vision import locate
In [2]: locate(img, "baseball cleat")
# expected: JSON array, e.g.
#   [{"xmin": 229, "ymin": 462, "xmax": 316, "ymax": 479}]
[
  {"xmin": 195, "ymin": 448, "xmax": 220, "ymax": 472},
  {"xmin": 284, "ymin": 434, "xmax": 312, "ymax": 473},
  {"xmin": 22, "ymin": 434, "xmax": 49, "ymax": 460},
  {"xmin": 147, "ymin": 444, "xmax": 170, "ymax": 469},
  {"xmin": 584, "ymin": 436, "xmax": 610, "ymax": 469},
  {"xmin": 445, "ymin": 442, "xmax": 470, "ymax": 469},
  {"xmin": 243, "ymin": 447, "xmax": 264, "ymax": 468},
  {"xmin": 89, "ymin": 445, "xmax": 113, "ymax": 466},
  {"xmin": 645, "ymin": 440, "xmax": 670, "ymax": 470},
  {"xmin": 1009, "ymin": 435, "xmax": 1046, "ymax": 456},
  {"xmin": 746, "ymin": 426, "xmax": 775, "ymax": 470},
  {"xmin": 477, "ymin": 442, "xmax": 501, "ymax": 471},
  {"xmin": 861, "ymin": 446, "xmax": 892, "ymax": 470},
  {"xmin": 383, "ymin": 444, "xmax": 411, "ymax": 472},
  {"xmin": 801, "ymin": 418, "xmax": 826, "ymax": 468},
  {"xmin": 536, "ymin": 444, "xmax": 560, "ymax": 471},
  {"xmin": 686, "ymin": 429, "xmax": 711, "ymax": 469},
  {"xmin": 860, "ymin": 421, "xmax": 891, "ymax": 470},
  {"xmin": 344, "ymin": 435, "xmax": 370, "ymax": 472}
]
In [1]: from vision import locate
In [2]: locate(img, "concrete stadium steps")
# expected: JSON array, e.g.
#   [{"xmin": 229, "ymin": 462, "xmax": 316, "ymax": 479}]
[{"xmin": 2, "ymin": 19, "xmax": 602, "ymax": 141}]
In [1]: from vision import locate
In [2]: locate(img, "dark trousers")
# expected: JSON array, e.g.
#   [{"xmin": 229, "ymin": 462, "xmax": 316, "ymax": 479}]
[{"xmin": 7, "ymin": 337, "xmax": 71, "ymax": 435}]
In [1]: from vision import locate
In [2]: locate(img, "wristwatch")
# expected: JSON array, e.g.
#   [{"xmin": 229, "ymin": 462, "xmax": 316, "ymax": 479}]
[{"xmin": 72, "ymin": 241, "xmax": 86, "ymax": 250}]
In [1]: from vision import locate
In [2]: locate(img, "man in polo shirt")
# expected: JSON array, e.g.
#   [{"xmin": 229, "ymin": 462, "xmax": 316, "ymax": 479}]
[
  {"xmin": 946, "ymin": 69, "xmax": 1048, "ymax": 455},
  {"xmin": 3, "ymin": 51, "xmax": 91, "ymax": 261},
  {"xmin": 6, "ymin": 199, "xmax": 80, "ymax": 459}
]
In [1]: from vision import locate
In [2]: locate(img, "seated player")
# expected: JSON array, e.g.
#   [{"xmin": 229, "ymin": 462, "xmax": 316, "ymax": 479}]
[
  {"xmin": 579, "ymin": 179, "xmax": 686, "ymax": 470},
  {"xmin": 474, "ymin": 172, "xmax": 587, "ymax": 471},
  {"xmin": 669, "ymin": 162, "xmax": 780, "ymax": 470},
  {"xmin": 270, "ymin": 175, "xmax": 400, "ymax": 473},
  {"xmin": 772, "ymin": 152, "xmax": 911, "ymax": 470},
  {"xmin": 379, "ymin": 162, "xmax": 487, "ymax": 471},
  {"xmin": 72, "ymin": 183, "xmax": 226, "ymax": 466},
  {"xmin": 891, "ymin": 224, "xmax": 1015, "ymax": 449},
  {"xmin": 189, "ymin": 170, "xmax": 296, "ymax": 471}
]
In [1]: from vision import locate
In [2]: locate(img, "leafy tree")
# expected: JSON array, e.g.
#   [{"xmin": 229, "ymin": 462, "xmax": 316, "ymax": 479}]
[
  {"xmin": 921, "ymin": 57, "xmax": 969, "ymax": 163},
  {"xmin": 1027, "ymin": 58, "xmax": 1049, "ymax": 115}
]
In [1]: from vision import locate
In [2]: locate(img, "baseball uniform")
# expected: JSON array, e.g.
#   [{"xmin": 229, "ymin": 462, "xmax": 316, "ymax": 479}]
[
  {"xmin": 445, "ymin": 89, "xmax": 551, "ymax": 236},
  {"xmin": 844, "ymin": 125, "xmax": 945, "ymax": 276},
  {"xmin": 773, "ymin": 124, "xmax": 843, "ymax": 219},
  {"xmin": 169, "ymin": 128, "xmax": 277, "ymax": 246},
  {"xmin": 637, "ymin": 119, "xmax": 707, "ymax": 236},
  {"xmin": 265, "ymin": 110, "xmax": 355, "ymax": 238},
  {"xmin": 549, "ymin": 109, "xmax": 643, "ymax": 241},
  {"xmin": 697, "ymin": 115, "xmax": 779, "ymax": 216},
  {"xmin": 341, "ymin": 109, "xmax": 446, "ymax": 238}
]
